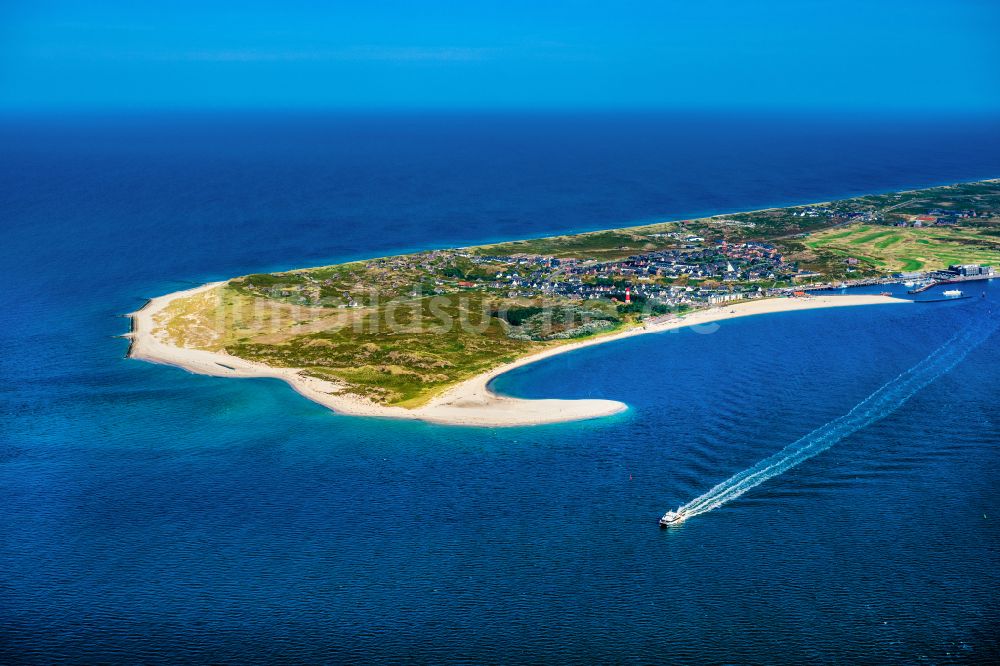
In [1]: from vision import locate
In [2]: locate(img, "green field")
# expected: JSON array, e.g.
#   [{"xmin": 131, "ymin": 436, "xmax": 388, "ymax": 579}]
[{"xmin": 804, "ymin": 224, "xmax": 1000, "ymax": 273}]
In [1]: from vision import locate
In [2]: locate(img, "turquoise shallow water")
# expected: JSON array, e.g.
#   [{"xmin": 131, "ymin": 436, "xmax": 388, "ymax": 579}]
[{"xmin": 2, "ymin": 112, "xmax": 999, "ymax": 662}]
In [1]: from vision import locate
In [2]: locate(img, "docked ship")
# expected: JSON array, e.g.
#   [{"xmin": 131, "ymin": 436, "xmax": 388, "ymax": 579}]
[{"xmin": 659, "ymin": 509, "xmax": 686, "ymax": 527}]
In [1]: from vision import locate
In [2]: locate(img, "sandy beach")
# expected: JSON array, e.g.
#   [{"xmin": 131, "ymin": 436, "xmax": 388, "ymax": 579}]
[{"xmin": 128, "ymin": 284, "xmax": 909, "ymax": 427}]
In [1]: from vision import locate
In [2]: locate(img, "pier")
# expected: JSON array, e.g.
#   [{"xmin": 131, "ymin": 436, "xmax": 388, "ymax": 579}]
[
  {"xmin": 784, "ymin": 269, "xmax": 996, "ymax": 297},
  {"xmin": 908, "ymin": 272, "xmax": 996, "ymax": 294}
]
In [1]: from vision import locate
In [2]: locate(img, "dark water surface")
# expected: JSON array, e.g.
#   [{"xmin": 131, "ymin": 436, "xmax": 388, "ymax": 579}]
[{"xmin": 2, "ymin": 112, "xmax": 999, "ymax": 663}]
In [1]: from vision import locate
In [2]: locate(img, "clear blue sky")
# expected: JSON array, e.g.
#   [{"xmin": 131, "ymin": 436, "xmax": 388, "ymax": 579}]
[{"xmin": 1, "ymin": 0, "xmax": 998, "ymax": 111}]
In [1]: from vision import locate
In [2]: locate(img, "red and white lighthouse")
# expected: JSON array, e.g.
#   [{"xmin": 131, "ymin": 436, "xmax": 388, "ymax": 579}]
[{"xmin": 625, "ymin": 287, "xmax": 631, "ymax": 304}]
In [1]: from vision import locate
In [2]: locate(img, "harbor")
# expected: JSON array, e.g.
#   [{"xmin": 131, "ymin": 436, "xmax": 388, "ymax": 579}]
[
  {"xmin": 784, "ymin": 264, "xmax": 995, "ymax": 299},
  {"xmin": 906, "ymin": 269, "xmax": 996, "ymax": 294}
]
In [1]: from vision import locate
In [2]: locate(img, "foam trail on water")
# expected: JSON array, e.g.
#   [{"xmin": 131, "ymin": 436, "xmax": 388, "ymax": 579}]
[{"xmin": 676, "ymin": 318, "xmax": 996, "ymax": 520}]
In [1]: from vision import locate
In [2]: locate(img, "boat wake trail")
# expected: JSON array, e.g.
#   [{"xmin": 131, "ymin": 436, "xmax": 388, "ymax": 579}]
[{"xmin": 676, "ymin": 319, "xmax": 996, "ymax": 520}]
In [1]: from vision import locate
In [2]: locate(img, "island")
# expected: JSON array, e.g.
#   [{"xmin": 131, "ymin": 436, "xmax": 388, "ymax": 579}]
[{"xmin": 129, "ymin": 179, "xmax": 1000, "ymax": 426}]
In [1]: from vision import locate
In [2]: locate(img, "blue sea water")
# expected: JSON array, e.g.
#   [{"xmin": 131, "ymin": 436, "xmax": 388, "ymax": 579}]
[{"xmin": 2, "ymin": 112, "xmax": 999, "ymax": 663}]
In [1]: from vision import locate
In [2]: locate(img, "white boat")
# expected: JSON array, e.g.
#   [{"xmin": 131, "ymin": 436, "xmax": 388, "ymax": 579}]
[
  {"xmin": 659, "ymin": 509, "xmax": 686, "ymax": 527},
  {"xmin": 943, "ymin": 289, "xmax": 963, "ymax": 298},
  {"xmin": 903, "ymin": 280, "xmax": 916, "ymax": 287}
]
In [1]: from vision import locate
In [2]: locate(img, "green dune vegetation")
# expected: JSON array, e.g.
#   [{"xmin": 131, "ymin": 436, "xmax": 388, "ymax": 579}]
[{"xmin": 153, "ymin": 179, "xmax": 1000, "ymax": 406}]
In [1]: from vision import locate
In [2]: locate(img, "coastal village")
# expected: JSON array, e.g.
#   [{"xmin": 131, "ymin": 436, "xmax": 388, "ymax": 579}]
[
  {"xmin": 238, "ymin": 189, "xmax": 999, "ymax": 332},
  {"xmin": 379, "ymin": 239, "xmax": 796, "ymax": 310},
  {"xmin": 362, "ymin": 238, "xmax": 994, "ymax": 316},
  {"xmin": 235, "ymin": 179, "xmax": 1000, "ymax": 325},
  {"xmin": 238, "ymin": 238, "xmax": 798, "ymax": 319}
]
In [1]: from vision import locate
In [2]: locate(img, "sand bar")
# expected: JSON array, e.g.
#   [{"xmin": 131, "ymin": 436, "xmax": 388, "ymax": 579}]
[{"xmin": 128, "ymin": 284, "xmax": 909, "ymax": 427}]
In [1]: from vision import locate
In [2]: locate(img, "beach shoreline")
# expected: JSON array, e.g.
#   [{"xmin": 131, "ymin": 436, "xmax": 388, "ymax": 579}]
[{"xmin": 127, "ymin": 283, "xmax": 911, "ymax": 427}]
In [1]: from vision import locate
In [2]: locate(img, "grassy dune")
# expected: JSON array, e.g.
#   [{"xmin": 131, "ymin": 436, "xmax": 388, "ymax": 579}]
[{"xmin": 157, "ymin": 286, "xmax": 565, "ymax": 407}]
